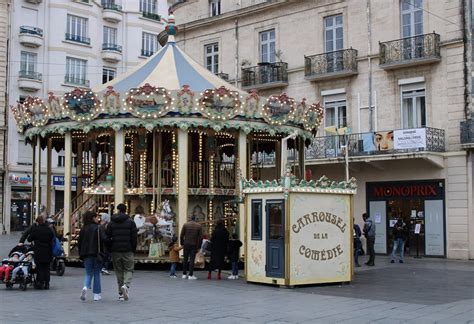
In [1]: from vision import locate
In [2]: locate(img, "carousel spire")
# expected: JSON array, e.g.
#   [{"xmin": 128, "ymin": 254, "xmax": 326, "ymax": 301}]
[{"xmin": 165, "ymin": 12, "xmax": 177, "ymax": 44}]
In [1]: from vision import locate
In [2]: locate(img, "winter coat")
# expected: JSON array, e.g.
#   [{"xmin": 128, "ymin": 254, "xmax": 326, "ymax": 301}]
[
  {"xmin": 180, "ymin": 221, "xmax": 203, "ymax": 247},
  {"xmin": 28, "ymin": 223, "xmax": 54, "ymax": 263},
  {"xmin": 169, "ymin": 243, "xmax": 182, "ymax": 263},
  {"xmin": 106, "ymin": 212, "xmax": 138, "ymax": 253},
  {"xmin": 78, "ymin": 223, "xmax": 107, "ymax": 259},
  {"xmin": 227, "ymin": 239, "xmax": 242, "ymax": 262},
  {"xmin": 392, "ymin": 222, "xmax": 407, "ymax": 240},
  {"xmin": 210, "ymin": 225, "xmax": 229, "ymax": 269},
  {"xmin": 363, "ymin": 219, "xmax": 376, "ymax": 239}
]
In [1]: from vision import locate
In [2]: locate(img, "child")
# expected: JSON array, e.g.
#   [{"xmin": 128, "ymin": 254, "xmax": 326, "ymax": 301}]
[
  {"xmin": 168, "ymin": 235, "xmax": 182, "ymax": 278},
  {"xmin": 11, "ymin": 251, "xmax": 35, "ymax": 282},
  {"xmin": 0, "ymin": 252, "xmax": 24, "ymax": 282},
  {"xmin": 227, "ymin": 234, "xmax": 242, "ymax": 280}
]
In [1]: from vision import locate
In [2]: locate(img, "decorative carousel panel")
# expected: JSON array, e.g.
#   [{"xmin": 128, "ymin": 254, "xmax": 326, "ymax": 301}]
[
  {"xmin": 176, "ymin": 85, "xmax": 194, "ymax": 115},
  {"xmin": 63, "ymin": 88, "xmax": 99, "ymax": 122},
  {"xmin": 243, "ymin": 90, "xmax": 261, "ymax": 119},
  {"xmin": 198, "ymin": 86, "xmax": 240, "ymax": 121},
  {"xmin": 23, "ymin": 96, "xmax": 49, "ymax": 127},
  {"xmin": 99, "ymin": 86, "xmax": 121, "ymax": 116},
  {"xmin": 303, "ymin": 102, "xmax": 324, "ymax": 132},
  {"xmin": 47, "ymin": 92, "xmax": 63, "ymax": 120},
  {"xmin": 293, "ymin": 98, "xmax": 307, "ymax": 125},
  {"xmin": 125, "ymin": 83, "xmax": 172, "ymax": 119},
  {"xmin": 262, "ymin": 93, "xmax": 296, "ymax": 126}
]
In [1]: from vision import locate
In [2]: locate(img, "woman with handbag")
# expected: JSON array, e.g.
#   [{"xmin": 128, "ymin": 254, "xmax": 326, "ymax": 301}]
[
  {"xmin": 208, "ymin": 219, "xmax": 229, "ymax": 280},
  {"xmin": 78, "ymin": 211, "xmax": 108, "ymax": 301}
]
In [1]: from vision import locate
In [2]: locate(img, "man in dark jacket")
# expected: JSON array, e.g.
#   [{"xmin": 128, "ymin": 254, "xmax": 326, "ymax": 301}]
[
  {"xmin": 391, "ymin": 218, "xmax": 407, "ymax": 263},
  {"xmin": 363, "ymin": 212, "xmax": 376, "ymax": 266},
  {"xmin": 106, "ymin": 204, "xmax": 137, "ymax": 301},
  {"xmin": 180, "ymin": 215, "xmax": 202, "ymax": 280}
]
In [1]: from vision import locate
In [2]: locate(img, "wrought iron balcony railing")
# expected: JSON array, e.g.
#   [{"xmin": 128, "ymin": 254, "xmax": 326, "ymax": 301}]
[
  {"xmin": 64, "ymin": 75, "xmax": 90, "ymax": 87},
  {"xmin": 305, "ymin": 127, "xmax": 445, "ymax": 160},
  {"xmin": 216, "ymin": 72, "xmax": 229, "ymax": 81},
  {"xmin": 241, "ymin": 62, "xmax": 288, "ymax": 88},
  {"xmin": 19, "ymin": 70, "xmax": 42, "ymax": 81},
  {"xmin": 304, "ymin": 48, "xmax": 358, "ymax": 80},
  {"xmin": 65, "ymin": 33, "xmax": 91, "ymax": 45},
  {"xmin": 102, "ymin": 43, "xmax": 122, "ymax": 52},
  {"xmin": 102, "ymin": 1, "xmax": 122, "ymax": 11},
  {"xmin": 379, "ymin": 33, "xmax": 440, "ymax": 68},
  {"xmin": 20, "ymin": 26, "xmax": 43, "ymax": 37},
  {"xmin": 141, "ymin": 49, "xmax": 154, "ymax": 57},
  {"xmin": 142, "ymin": 11, "xmax": 161, "ymax": 21}
]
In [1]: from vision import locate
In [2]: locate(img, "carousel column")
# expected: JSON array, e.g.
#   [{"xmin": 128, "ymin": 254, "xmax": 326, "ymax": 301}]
[
  {"xmin": 76, "ymin": 142, "xmax": 83, "ymax": 205},
  {"xmin": 46, "ymin": 138, "xmax": 52, "ymax": 215},
  {"xmin": 177, "ymin": 129, "xmax": 188, "ymax": 233},
  {"xmin": 63, "ymin": 132, "xmax": 72, "ymax": 255},
  {"xmin": 34, "ymin": 136, "xmax": 41, "ymax": 218},
  {"xmin": 298, "ymin": 137, "xmax": 305, "ymax": 180},
  {"xmin": 238, "ymin": 131, "xmax": 247, "ymax": 243},
  {"xmin": 114, "ymin": 129, "xmax": 125, "ymax": 205}
]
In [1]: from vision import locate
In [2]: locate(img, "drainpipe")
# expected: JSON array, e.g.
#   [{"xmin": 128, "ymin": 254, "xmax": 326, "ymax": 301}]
[
  {"xmin": 234, "ymin": 18, "xmax": 239, "ymax": 87},
  {"xmin": 367, "ymin": 0, "xmax": 374, "ymax": 132}
]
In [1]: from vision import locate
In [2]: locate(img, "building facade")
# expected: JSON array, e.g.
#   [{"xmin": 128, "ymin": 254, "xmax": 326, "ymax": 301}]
[
  {"xmin": 4, "ymin": 0, "xmax": 168, "ymax": 233},
  {"xmin": 172, "ymin": 0, "xmax": 474, "ymax": 259}
]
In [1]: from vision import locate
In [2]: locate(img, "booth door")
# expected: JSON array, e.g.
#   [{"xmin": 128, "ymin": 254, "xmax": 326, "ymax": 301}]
[{"xmin": 266, "ymin": 200, "xmax": 285, "ymax": 278}]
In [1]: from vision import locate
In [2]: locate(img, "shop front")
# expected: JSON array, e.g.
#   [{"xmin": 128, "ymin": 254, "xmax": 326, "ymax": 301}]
[
  {"xmin": 366, "ymin": 180, "xmax": 446, "ymax": 257},
  {"xmin": 9, "ymin": 173, "xmax": 33, "ymax": 231}
]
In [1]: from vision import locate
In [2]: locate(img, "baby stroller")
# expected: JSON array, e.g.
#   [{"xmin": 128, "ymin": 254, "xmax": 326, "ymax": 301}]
[{"xmin": 3, "ymin": 246, "xmax": 36, "ymax": 291}]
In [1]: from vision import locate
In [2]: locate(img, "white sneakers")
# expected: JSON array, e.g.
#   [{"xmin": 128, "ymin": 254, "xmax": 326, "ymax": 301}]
[
  {"xmin": 170, "ymin": 275, "xmax": 177, "ymax": 278},
  {"xmin": 120, "ymin": 284, "xmax": 129, "ymax": 301},
  {"xmin": 93, "ymin": 294, "xmax": 102, "ymax": 301},
  {"xmin": 228, "ymin": 275, "xmax": 239, "ymax": 280},
  {"xmin": 182, "ymin": 274, "xmax": 188, "ymax": 279},
  {"xmin": 188, "ymin": 275, "xmax": 197, "ymax": 280},
  {"xmin": 80, "ymin": 287, "xmax": 87, "ymax": 301}
]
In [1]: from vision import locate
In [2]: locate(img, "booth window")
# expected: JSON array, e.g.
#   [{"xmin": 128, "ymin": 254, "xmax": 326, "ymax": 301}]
[{"xmin": 251, "ymin": 200, "xmax": 262, "ymax": 240}]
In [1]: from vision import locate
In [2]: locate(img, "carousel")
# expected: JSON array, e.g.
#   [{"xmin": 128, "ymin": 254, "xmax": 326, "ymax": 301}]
[{"xmin": 11, "ymin": 16, "xmax": 327, "ymax": 262}]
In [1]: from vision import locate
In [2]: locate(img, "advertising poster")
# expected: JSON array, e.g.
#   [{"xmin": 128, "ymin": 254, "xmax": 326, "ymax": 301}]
[{"xmin": 394, "ymin": 128, "xmax": 426, "ymax": 150}]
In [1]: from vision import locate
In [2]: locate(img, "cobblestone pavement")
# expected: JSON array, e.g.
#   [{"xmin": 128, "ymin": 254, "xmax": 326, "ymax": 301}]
[{"xmin": 0, "ymin": 233, "xmax": 473, "ymax": 323}]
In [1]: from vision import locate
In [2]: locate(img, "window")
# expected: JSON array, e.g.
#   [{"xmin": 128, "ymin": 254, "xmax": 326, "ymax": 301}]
[
  {"xmin": 65, "ymin": 57, "xmax": 87, "ymax": 85},
  {"xmin": 20, "ymin": 51, "xmax": 37, "ymax": 75},
  {"xmin": 140, "ymin": 0, "xmax": 157, "ymax": 13},
  {"xmin": 401, "ymin": 87, "xmax": 426, "ymax": 128},
  {"xmin": 251, "ymin": 200, "xmax": 262, "ymax": 240},
  {"xmin": 103, "ymin": 26, "xmax": 117, "ymax": 45},
  {"xmin": 205, "ymin": 43, "xmax": 219, "ymax": 74},
  {"xmin": 324, "ymin": 15, "xmax": 343, "ymax": 72},
  {"xmin": 210, "ymin": 0, "xmax": 221, "ymax": 17},
  {"xmin": 324, "ymin": 98, "xmax": 347, "ymax": 129},
  {"xmin": 102, "ymin": 68, "xmax": 116, "ymax": 84},
  {"xmin": 18, "ymin": 140, "xmax": 33, "ymax": 165},
  {"xmin": 141, "ymin": 32, "xmax": 158, "ymax": 57},
  {"xmin": 66, "ymin": 15, "xmax": 89, "ymax": 44},
  {"xmin": 401, "ymin": 0, "xmax": 423, "ymax": 38},
  {"xmin": 57, "ymin": 155, "xmax": 65, "ymax": 167},
  {"xmin": 259, "ymin": 29, "xmax": 275, "ymax": 63}
]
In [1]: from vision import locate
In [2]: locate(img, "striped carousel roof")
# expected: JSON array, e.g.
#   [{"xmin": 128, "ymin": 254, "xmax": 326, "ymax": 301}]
[{"xmin": 94, "ymin": 35, "xmax": 243, "ymax": 95}]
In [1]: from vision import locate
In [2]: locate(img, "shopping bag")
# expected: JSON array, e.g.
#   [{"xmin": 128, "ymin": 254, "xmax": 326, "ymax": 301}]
[
  {"xmin": 194, "ymin": 251, "xmax": 205, "ymax": 269},
  {"xmin": 52, "ymin": 237, "xmax": 63, "ymax": 257}
]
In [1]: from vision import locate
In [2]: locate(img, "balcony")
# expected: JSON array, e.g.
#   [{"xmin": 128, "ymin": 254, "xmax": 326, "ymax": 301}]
[
  {"xmin": 304, "ymin": 48, "xmax": 358, "ymax": 81},
  {"xmin": 216, "ymin": 72, "xmax": 229, "ymax": 81},
  {"xmin": 241, "ymin": 62, "xmax": 288, "ymax": 91},
  {"xmin": 19, "ymin": 26, "xmax": 43, "ymax": 47},
  {"xmin": 65, "ymin": 33, "xmax": 91, "ymax": 45},
  {"xmin": 64, "ymin": 75, "xmax": 90, "ymax": 87},
  {"xmin": 142, "ymin": 11, "xmax": 161, "ymax": 22},
  {"xmin": 18, "ymin": 71, "xmax": 42, "ymax": 91},
  {"xmin": 461, "ymin": 119, "xmax": 474, "ymax": 149},
  {"xmin": 305, "ymin": 127, "xmax": 445, "ymax": 166},
  {"xmin": 102, "ymin": 2, "xmax": 122, "ymax": 23},
  {"xmin": 102, "ymin": 43, "xmax": 122, "ymax": 62},
  {"xmin": 141, "ymin": 49, "xmax": 154, "ymax": 57},
  {"xmin": 379, "ymin": 33, "xmax": 441, "ymax": 69},
  {"xmin": 25, "ymin": 0, "xmax": 42, "ymax": 3}
]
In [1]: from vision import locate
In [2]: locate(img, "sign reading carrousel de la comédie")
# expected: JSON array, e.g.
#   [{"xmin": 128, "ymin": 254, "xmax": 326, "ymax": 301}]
[
  {"xmin": 289, "ymin": 193, "xmax": 351, "ymax": 285},
  {"xmin": 394, "ymin": 128, "xmax": 426, "ymax": 150}
]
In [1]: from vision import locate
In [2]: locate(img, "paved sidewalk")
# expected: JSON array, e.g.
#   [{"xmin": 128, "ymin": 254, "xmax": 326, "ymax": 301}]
[{"xmin": 0, "ymin": 233, "xmax": 473, "ymax": 323}]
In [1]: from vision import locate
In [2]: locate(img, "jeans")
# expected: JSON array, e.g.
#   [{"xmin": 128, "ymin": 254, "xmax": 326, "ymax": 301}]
[
  {"xmin": 391, "ymin": 238, "xmax": 405, "ymax": 261},
  {"xmin": 11, "ymin": 265, "xmax": 29, "ymax": 281},
  {"xmin": 170, "ymin": 262, "xmax": 177, "ymax": 276},
  {"xmin": 231, "ymin": 261, "xmax": 238, "ymax": 276},
  {"xmin": 353, "ymin": 238, "xmax": 361, "ymax": 266},
  {"xmin": 83, "ymin": 256, "xmax": 102, "ymax": 294},
  {"xmin": 111, "ymin": 252, "xmax": 134, "ymax": 294},
  {"xmin": 366, "ymin": 237, "xmax": 375, "ymax": 265},
  {"xmin": 182, "ymin": 244, "xmax": 197, "ymax": 276}
]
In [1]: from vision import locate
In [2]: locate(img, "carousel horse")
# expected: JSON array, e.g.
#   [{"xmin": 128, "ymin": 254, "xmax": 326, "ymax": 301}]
[{"xmin": 133, "ymin": 200, "xmax": 175, "ymax": 241}]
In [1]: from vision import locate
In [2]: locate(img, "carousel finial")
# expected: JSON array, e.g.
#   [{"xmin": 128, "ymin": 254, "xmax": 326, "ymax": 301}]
[{"xmin": 165, "ymin": 12, "xmax": 178, "ymax": 43}]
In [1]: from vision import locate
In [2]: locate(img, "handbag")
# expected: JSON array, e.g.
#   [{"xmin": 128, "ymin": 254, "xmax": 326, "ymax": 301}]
[
  {"xmin": 52, "ymin": 237, "xmax": 63, "ymax": 257},
  {"xmin": 194, "ymin": 251, "xmax": 205, "ymax": 269}
]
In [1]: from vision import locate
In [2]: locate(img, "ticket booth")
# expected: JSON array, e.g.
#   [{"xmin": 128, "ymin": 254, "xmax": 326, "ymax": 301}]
[{"xmin": 243, "ymin": 176, "xmax": 356, "ymax": 286}]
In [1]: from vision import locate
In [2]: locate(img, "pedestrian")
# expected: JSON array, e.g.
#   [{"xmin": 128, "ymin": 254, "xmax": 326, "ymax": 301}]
[
  {"xmin": 391, "ymin": 218, "xmax": 407, "ymax": 263},
  {"xmin": 168, "ymin": 235, "xmax": 182, "ymax": 278},
  {"xmin": 100, "ymin": 213, "xmax": 112, "ymax": 275},
  {"xmin": 180, "ymin": 215, "xmax": 202, "ymax": 280},
  {"xmin": 227, "ymin": 233, "xmax": 242, "ymax": 279},
  {"xmin": 106, "ymin": 203, "xmax": 137, "ymax": 301},
  {"xmin": 207, "ymin": 219, "xmax": 229, "ymax": 280},
  {"xmin": 78, "ymin": 211, "xmax": 107, "ymax": 301},
  {"xmin": 363, "ymin": 213, "xmax": 376, "ymax": 266},
  {"xmin": 27, "ymin": 215, "xmax": 54, "ymax": 289},
  {"xmin": 353, "ymin": 218, "xmax": 362, "ymax": 267}
]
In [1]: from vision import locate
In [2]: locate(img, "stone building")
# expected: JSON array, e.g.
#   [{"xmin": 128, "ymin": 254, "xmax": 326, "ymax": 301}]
[
  {"xmin": 0, "ymin": 0, "xmax": 8, "ymax": 233},
  {"xmin": 171, "ymin": 0, "xmax": 473, "ymax": 259},
  {"xmin": 4, "ymin": 0, "xmax": 167, "ymax": 233}
]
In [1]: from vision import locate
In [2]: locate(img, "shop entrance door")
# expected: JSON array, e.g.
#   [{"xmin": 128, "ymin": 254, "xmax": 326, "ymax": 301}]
[
  {"xmin": 10, "ymin": 200, "xmax": 31, "ymax": 231},
  {"xmin": 266, "ymin": 200, "xmax": 285, "ymax": 278}
]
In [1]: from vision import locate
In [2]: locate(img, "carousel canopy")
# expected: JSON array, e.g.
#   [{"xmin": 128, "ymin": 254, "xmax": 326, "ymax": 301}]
[{"xmin": 11, "ymin": 14, "xmax": 323, "ymax": 139}]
